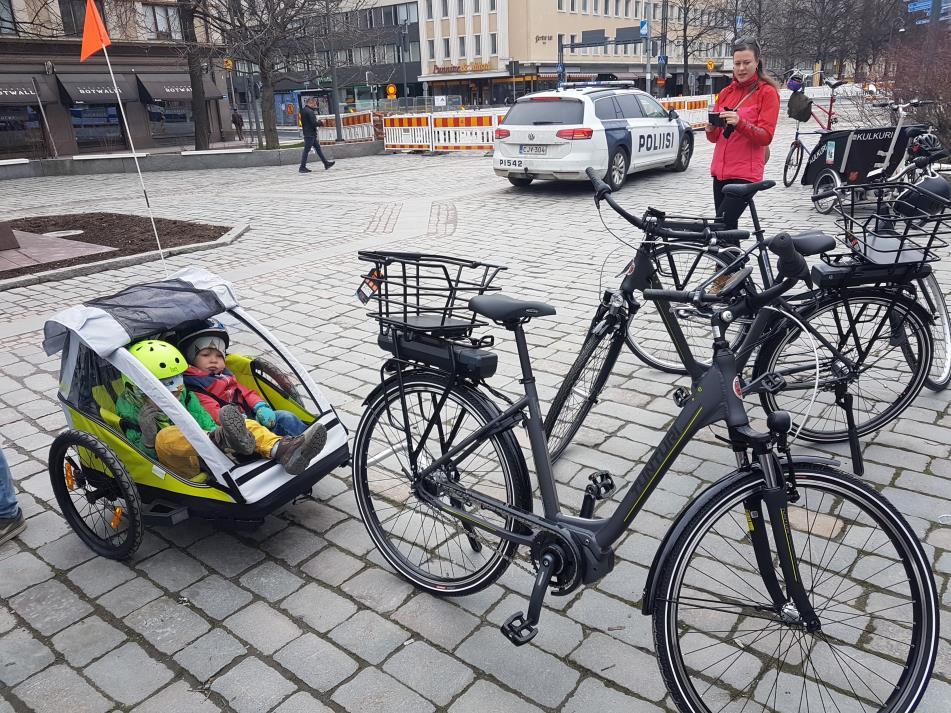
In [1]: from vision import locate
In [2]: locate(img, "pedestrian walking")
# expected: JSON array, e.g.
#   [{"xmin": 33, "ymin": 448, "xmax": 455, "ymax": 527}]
[
  {"xmin": 231, "ymin": 108, "xmax": 245, "ymax": 142},
  {"xmin": 299, "ymin": 97, "xmax": 335, "ymax": 173},
  {"xmin": 0, "ymin": 445, "xmax": 26, "ymax": 546},
  {"xmin": 704, "ymin": 36, "xmax": 780, "ymax": 230}
]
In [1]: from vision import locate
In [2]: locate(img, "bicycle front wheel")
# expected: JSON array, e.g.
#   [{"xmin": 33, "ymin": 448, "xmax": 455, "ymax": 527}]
[
  {"xmin": 783, "ymin": 141, "xmax": 804, "ymax": 187},
  {"xmin": 544, "ymin": 316, "xmax": 625, "ymax": 463},
  {"xmin": 918, "ymin": 272, "xmax": 951, "ymax": 391},
  {"xmin": 653, "ymin": 464, "xmax": 939, "ymax": 713},
  {"xmin": 756, "ymin": 289, "xmax": 932, "ymax": 442},
  {"xmin": 352, "ymin": 371, "xmax": 531, "ymax": 596}
]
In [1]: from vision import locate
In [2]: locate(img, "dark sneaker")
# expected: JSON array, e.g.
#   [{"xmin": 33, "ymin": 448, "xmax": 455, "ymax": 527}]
[
  {"xmin": 299, "ymin": 166, "xmax": 312, "ymax": 173},
  {"xmin": 324, "ymin": 161, "xmax": 335, "ymax": 170},
  {"xmin": 217, "ymin": 404, "xmax": 256, "ymax": 456},
  {"xmin": 0, "ymin": 509, "xmax": 26, "ymax": 546},
  {"xmin": 274, "ymin": 422, "xmax": 327, "ymax": 475}
]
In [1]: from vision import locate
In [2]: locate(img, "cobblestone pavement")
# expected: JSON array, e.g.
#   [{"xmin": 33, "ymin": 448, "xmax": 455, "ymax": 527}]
[{"xmin": 1, "ymin": 113, "xmax": 949, "ymax": 712}]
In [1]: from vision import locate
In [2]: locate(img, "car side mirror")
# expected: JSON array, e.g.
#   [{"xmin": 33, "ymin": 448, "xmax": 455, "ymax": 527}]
[{"xmin": 667, "ymin": 108, "xmax": 678, "ymax": 122}]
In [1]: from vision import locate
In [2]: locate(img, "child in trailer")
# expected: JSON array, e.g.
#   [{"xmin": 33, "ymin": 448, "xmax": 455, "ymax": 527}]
[{"xmin": 117, "ymin": 340, "xmax": 324, "ymax": 480}]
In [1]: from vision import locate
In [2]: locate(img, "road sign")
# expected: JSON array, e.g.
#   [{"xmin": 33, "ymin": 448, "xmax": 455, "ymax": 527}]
[
  {"xmin": 908, "ymin": 0, "xmax": 929, "ymax": 10},
  {"xmin": 640, "ymin": 20, "xmax": 649, "ymax": 37},
  {"xmin": 555, "ymin": 62, "xmax": 565, "ymax": 74},
  {"xmin": 736, "ymin": 15, "xmax": 744, "ymax": 30},
  {"xmin": 223, "ymin": 58, "xmax": 234, "ymax": 71},
  {"xmin": 387, "ymin": 83, "xmax": 397, "ymax": 97},
  {"xmin": 706, "ymin": 60, "xmax": 715, "ymax": 71},
  {"xmin": 657, "ymin": 78, "xmax": 666, "ymax": 87},
  {"xmin": 658, "ymin": 54, "xmax": 668, "ymax": 64}
]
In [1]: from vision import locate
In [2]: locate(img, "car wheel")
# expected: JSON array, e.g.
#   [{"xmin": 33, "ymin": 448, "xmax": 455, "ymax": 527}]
[
  {"xmin": 507, "ymin": 175, "xmax": 534, "ymax": 188},
  {"xmin": 667, "ymin": 134, "xmax": 693, "ymax": 172},
  {"xmin": 605, "ymin": 147, "xmax": 629, "ymax": 190}
]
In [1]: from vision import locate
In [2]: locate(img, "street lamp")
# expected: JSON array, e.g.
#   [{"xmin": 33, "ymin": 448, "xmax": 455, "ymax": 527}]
[{"xmin": 400, "ymin": 20, "xmax": 410, "ymax": 101}]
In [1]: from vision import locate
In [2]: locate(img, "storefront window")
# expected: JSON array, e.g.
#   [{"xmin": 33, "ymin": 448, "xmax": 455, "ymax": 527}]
[
  {"xmin": 70, "ymin": 104, "xmax": 125, "ymax": 152},
  {"xmin": 0, "ymin": 105, "xmax": 45, "ymax": 159},
  {"xmin": 147, "ymin": 101, "xmax": 195, "ymax": 139},
  {"xmin": 0, "ymin": 0, "xmax": 16, "ymax": 35}
]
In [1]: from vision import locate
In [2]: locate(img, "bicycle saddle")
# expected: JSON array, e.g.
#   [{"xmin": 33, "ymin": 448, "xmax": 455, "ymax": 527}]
[
  {"xmin": 469, "ymin": 294, "xmax": 556, "ymax": 324},
  {"xmin": 789, "ymin": 230, "xmax": 836, "ymax": 255},
  {"xmin": 721, "ymin": 180, "xmax": 776, "ymax": 199},
  {"xmin": 825, "ymin": 79, "xmax": 846, "ymax": 90}
]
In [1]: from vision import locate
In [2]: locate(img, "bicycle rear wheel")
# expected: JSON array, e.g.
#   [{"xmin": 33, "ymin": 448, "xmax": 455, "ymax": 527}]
[
  {"xmin": 653, "ymin": 464, "xmax": 938, "ymax": 713},
  {"xmin": 783, "ymin": 141, "xmax": 805, "ymax": 187},
  {"xmin": 627, "ymin": 245, "xmax": 745, "ymax": 375},
  {"xmin": 755, "ymin": 289, "xmax": 932, "ymax": 442},
  {"xmin": 544, "ymin": 315, "xmax": 626, "ymax": 463},
  {"xmin": 352, "ymin": 371, "xmax": 531, "ymax": 596},
  {"xmin": 918, "ymin": 273, "xmax": 951, "ymax": 391}
]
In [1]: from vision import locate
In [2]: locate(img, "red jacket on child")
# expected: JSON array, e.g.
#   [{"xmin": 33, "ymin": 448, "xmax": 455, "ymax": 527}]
[
  {"xmin": 183, "ymin": 366, "xmax": 264, "ymax": 424},
  {"xmin": 706, "ymin": 76, "xmax": 780, "ymax": 183}
]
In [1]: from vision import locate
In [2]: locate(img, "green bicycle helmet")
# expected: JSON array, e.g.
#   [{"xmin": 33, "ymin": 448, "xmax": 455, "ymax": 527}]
[{"xmin": 128, "ymin": 340, "xmax": 188, "ymax": 381}]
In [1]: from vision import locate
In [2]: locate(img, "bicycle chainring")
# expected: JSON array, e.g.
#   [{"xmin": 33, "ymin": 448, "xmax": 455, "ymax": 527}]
[{"xmin": 530, "ymin": 530, "xmax": 582, "ymax": 596}]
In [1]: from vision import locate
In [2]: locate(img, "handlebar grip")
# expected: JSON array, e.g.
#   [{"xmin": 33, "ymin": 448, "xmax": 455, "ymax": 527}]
[
  {"xmin": 642, "ymin": 288, "xmax": 695, "ymax": 303},
  {"xmin": 872, "ymin": 101, "xmax": 892, "ymax": 108},
  {"xmin": 915, "ymin": 148, "xmax": 951, "ymax": 168},
  {"xmin": 711, "ymin": 229, "xmax": 750, "ymax": 244},
  {"xmin": 586, "ymin": 166, "xmax": 613, "ymax": 201}
]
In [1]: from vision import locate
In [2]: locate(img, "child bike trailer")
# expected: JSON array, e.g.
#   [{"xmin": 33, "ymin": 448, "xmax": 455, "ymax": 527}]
[{"xmin": 42, "ymin": 267, "xmax": 349, "ymax": 559}]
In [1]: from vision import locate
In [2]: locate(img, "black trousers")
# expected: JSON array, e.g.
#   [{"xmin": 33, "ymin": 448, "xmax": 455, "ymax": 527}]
[
  {"xmin": 300, "ymin": 136, "xmax": 329, "ymax": 168},
  {"xmin": 712, "ymin": 177, "xmax": 752, "ymax": 231}
]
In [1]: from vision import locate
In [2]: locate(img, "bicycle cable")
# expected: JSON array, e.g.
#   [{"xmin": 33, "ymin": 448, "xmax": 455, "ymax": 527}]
[{"xmin": 761, "ymin": 304, "xmax": 820, "ymax": 444}]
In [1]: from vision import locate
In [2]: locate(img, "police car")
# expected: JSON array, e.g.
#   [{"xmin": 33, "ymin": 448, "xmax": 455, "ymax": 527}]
[{"xmin": 493, "ymin": 83, "xmax": 694, "ymax": 190}]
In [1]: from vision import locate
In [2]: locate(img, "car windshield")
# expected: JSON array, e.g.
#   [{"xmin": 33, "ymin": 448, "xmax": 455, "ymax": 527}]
[{"xmin": 502, "ymin": 99, "xmax": 583, "ymax": 126}]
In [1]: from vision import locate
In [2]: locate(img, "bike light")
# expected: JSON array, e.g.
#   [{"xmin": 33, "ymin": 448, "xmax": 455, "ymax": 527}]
[
  {"xmin": 556, "ymin": 128, "xmax": 594, "ymax": 140},
  {"xmin": 495, "ymin": 128, "xmax": 511, "ymax": 139}
]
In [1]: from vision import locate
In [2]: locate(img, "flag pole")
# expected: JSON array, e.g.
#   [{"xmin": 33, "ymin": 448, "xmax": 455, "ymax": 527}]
[{"xmin": 100, "ymin": 45, "xmax": 169, "ymax": 277}]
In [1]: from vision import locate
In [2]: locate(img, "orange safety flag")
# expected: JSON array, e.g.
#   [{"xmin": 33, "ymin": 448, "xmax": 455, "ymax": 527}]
[{"xmin": 79, "ymin": 0, "xmax": 111, "ymax": 61}]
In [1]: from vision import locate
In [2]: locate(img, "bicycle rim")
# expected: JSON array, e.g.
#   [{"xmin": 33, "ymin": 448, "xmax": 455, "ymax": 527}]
[
  {"xmin": 627, "ymin": 246, "xmax": 743, "ymax": 374},
  {"xmin": 352, "ymin": 375, "xmax": 527, "ymax": 594},
  {"xmin": 919, "ymin": 273, "xmax": 951, "ymax": 391},
  {"xmin": 783, "ymin": 143, "xmax": 804, "ymax": 187},
  {"xmin": 656, "ymin": 468, "xmax": 937, "ymax": 713},
  {"xmin": 760, "ymin": 292, "xmax": 931, "ymax": 441}
]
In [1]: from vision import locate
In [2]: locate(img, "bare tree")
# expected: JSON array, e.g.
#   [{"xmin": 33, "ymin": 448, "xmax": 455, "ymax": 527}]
[{"xmin": 667, "ymin": 0, "xmax": 733, "ymax": 93}]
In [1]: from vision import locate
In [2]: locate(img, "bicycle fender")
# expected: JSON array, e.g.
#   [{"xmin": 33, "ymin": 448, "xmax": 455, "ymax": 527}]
[{"xmin": 640, "ymin": 454, "xmax": 839, "ymax": 616}]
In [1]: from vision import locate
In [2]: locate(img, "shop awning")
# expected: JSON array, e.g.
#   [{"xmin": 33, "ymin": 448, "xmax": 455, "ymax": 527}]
[
  {"xmin": 137, "ymin": 73, "xmax": 225, "ymax": 102},
  {"xmin": 58, "ymin": 74, "xmax": 138, "ymax": 103},
  {"xmin": 0, "ymin": 74, "xmax": 57, "ymax": 105}
]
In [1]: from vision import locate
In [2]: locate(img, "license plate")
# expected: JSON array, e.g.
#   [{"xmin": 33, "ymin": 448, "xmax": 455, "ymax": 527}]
[
  {"xmin": 519, "ymin": 145, "xmax": 547, "ymax": 155},
  {"xmin": 498, "ymin": 158, "xmax": 523, "ymax": 168}
]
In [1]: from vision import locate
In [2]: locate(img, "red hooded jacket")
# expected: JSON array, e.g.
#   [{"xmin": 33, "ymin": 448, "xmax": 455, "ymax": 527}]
[
  {"xmin": 183, "ymin": 366, "xmax": 264, "ymax": 424},
  {"xmin": 706, "ymin": 76, "xmax": 780, "ymax": 182}
]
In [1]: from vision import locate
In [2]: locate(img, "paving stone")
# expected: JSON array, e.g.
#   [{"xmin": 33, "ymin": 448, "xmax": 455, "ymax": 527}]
[
  {"xmin": 283, "ymin": 499, "xmax": 348, "ymax": 534},
  {"xmin": 51, "ymin": 615, "xmax": 125, "ymax": 667},
  {"xmin": 97, "ymin": 577, "xmax": 162, "ymax": 618},
  {"xmin": 274, "ymin": 632, "xmax": 358, "ymax": 691},
  {"xmin": 340, "ymin": 566, "xmax": 414, "ymax": 613},
  {"xmin": 571, "ymin": 632, "xmax": 667, "ymax": 702},
  {"xmin": 331, "ymin": 667, "xmax": 435, "ymax": 713},
  {"xmin": 173, "ymin": 628, "xmax": 247, "ymax": 682},
  {"xmin": 328, "ymin": 609, "xmax": 409, "ymax": 664},
  {"xmin": 209, "ymin": 656, "xmax": 296, "ymax": 713},
  {"xmin": 392, "ymin": 593, "xmax": 481, "ymax": 649},
  {"xmin": 238, "ymin": 561, "xmax": 304, "ymax": 602},
  {"xmin": 566, "ymin": 588, "xmax": 653, "ymax": 648},
  {"xmin": 382, "ymin": 640, "xmax": 474, "ymax": 706},
  {"xmin": 322, "ymin": 518, "xmax": 376, "ymax": 556},
  {"xmin": 13, "ymin": 664, "xmax": 111, "ymax": 713},
  {"xmin": 138, "ymin": 548, "xmax": 209, "ymax": 591},
  {"xmin": 0, "ymin": 606, "xmax": 13, "ymax": 634},
  {"xmin": 282, "ymin": 582, "xmax": 358, "ymax": 633},
  {"xmin": 180, "ymin": 574, "xmax": 253, "ymax": 620},
  {"xmin": 67, "ymin": 556, "xmax": 136, "ymax": 597},
  {"xmin": 455, "ymin": 627, "xmax": 579, "ymax": 708},
  {"xmin": 9, "ymin": 579, "xmax": 93, "ymax": 635},
  {"xmin": 562, "ymin": 677, "xmax": 663, "ymax": 712},
  {"xmin": 486, "ymin": 594, "xmax": 583, "ymax": 657},
  {"xmin": 224, "ymin": 601, "xmax": 302, "ymax": 655},
  {"xmin": 272, "ymin": 692, "xmax": 334, "ymax": 713},
  {"xmin": 35, "ymin": 534, "xmax": 97, "ymax": 570},
  {"xmin": 84, "ymin": 642, "xmax": 174, "ymax": 705},
  {"xmin": 131, "ymin": 680, "xmax": 222, "ymax": 713},
  {"xmin": 447, "ymin": 679, "xmax": 543, "ymax": 713},
  {"xmin": 16, "ymin": 509, "xmax": 70, "ymax": 548},
  {"xmin": 261, "ymin": 524, "xmax": 327, "ymax": 565},
  {"xmin": 0, "ymin": 627, "xmax": 54, "ymax": 686},
  {"xmin": 0, "ymin": 551, "xmax": 52, "ymax": 597},
  {"xmin": 124, "ymin": 597, "xmax": 211, "ymax": 654},
  {"xmin": 188, "ymin": 532, "xmax": 265, "ymax": 577}
]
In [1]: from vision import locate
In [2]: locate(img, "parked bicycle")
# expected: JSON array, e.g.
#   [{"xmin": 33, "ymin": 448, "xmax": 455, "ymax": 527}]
[
  {"xmin": 350, "ymin": 183, "xmax": 939, "ymax": 712},
  {"xmin": 782, "ymin": 73, "xmax": 844, "ymax": 187}
]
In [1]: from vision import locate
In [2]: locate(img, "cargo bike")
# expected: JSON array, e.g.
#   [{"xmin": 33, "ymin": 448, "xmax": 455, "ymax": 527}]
[{"xmin": 42, "ymin": 267, "xmax": 350, "ymax": 559}]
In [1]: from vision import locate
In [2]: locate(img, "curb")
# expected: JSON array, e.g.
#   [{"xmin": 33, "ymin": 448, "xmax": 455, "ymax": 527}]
[{"xmin": 0, "ymin": 223, "xmax": 250, "ymax": 292}]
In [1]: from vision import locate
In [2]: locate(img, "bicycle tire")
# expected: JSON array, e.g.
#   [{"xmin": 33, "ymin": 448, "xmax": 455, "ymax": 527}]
[
  {"xmin": 626, "ymin": 245, "xmax": 747, "ymax": 375},
  {"xmin": 544, "ymin": 318, "xmax": 626, "ymax": 463},
  {"xmin": 352, "ymin": 370, "xmax": 531, "ymax": 596},
  {"xmin": 919, "ymin": 273, "xmax": 951, "ymax": 391},
  {"xmin": 653, "ymin": 464, "xmax": 938, "ymax": 713},
  {"xmin": 49, "ymin": 430, "xmax": 144, "ymax": 560},
  {"xmin": 755, "ymin": 289, "xmax": 932, "ymax": 442},
  {"xmin": 783, "ymin": 141, "xmax": 804, "ymax": 187}
]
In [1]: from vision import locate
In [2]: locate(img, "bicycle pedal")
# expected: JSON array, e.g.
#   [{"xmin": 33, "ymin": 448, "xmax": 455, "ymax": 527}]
[
  {"xmin": 672, "ymin": 386, "xmax": 692, "ymax": 408},
  {"xmin": 580, "ymin": 471, "xmax": 616, "ymax": 518},
  {"xmin": 760, "ymin": 372, "xmax": 786, "ymax": 395},
  {"xmin": 501, "ymin": 611, "xmax": 538, "ymax": 646}
]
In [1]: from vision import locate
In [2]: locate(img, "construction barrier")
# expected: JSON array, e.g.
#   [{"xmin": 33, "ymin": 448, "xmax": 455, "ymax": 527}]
[
  {"xmin": 432, "ymin": 112, "xmax": 497, "ymax": 151},
  {"xmin": 383, "ymin": 114, "xmax": 435, "ymax": 150},
  {"xmin": 301, "ymin": 111, "xmax": 374, "ymax": 143},
  {"xmin": 659, "ymin": 94, "xmax": 716, "ymax": 128}
]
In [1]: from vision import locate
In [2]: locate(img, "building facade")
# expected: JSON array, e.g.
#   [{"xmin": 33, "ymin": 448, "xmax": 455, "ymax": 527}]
[
  {"xmin": 0, "ymin": 0, "xmax": 229, "ymax": 159},
  {"xmin": 417, "ymin": 0, "xmax": 734, "ymax": 104}
]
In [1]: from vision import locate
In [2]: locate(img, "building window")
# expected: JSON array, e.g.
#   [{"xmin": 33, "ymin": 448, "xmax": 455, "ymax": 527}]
[
  {"xmin": 458, "ymin": 0, "xmax": 464, "ymax": 14},
  {"xmin": 474, "ymin": 33, "xmax": 481, "ymax": 54},
  {"xmin": 569, "ymin": 33, "xmax": 576, "ymax": 52},
  {"xmin": 458, "ymin": 36, "xmax": 466, "ymax": 55},
  {"xmin": 558, "ymin": 0, "xmax": 564, "ymax": 9},
  {"xmin": 443, "ymin": 37, "xmax": 450, "ymax": 57},
  {"xmin": 490, "ymin": 32, "xmax": 497, "ymax": 54},
  {"xmin": 409, "ymin": 41, "xmax": 420, "ymax": 61},
  {"xmin": 635, "ymin": 0, "xmax": 640, "ymax": 15},
  {"xmin": 569, "ymin": 0, "xmax": 576, "ymax": 10},
  {"xmin": 0, "ymin": 0, "xmax": 15, "ymax": 35},
  {"xmin": 397, "ymin": 3, "xmax": 418, "ymax": 23},
  {"xmin": 625, "ymin": 0, "xmax": 631, "ymax": 15},
  {"xmin": 557, "ymin": 32, "xmax": 564, "ymax": 49},
  {"xmin": 427, "ymin": 38, "xmax": 435, "ymax": 58},
  {"xmin": 615, "ymin": 0, "xmax": 621, "ymax": 15},
  {"xmin": 59, "ymin": 0, "xmax": 105, "ymax": 36},
  {"xmin": 582, "ymin": 0, "xmax": 587, "ymax": 11},
  {"xmin": 142, "ymin": 4, "xmax": 182, "ymax": 40},
  {"xmin": 474, "ymin": 0, "xmax": 480, "ymax": 11},
  {"xmin": 490, "ymin": 0, "xmax": 496, "ymax": 10},
  {"xmin": 426, "ymin": 0, "xmax": 433, "ymax": 19},
  {"xmin": 603, "ymin": 0, "xmax": 610, "ymax": 14},
  {"xmin": 593, "ymin": 0, "xmax": 599, "ymax": 11},
  {"xmin": 441, "ymin": 0, "xmax": 449, "ymax": 17}
]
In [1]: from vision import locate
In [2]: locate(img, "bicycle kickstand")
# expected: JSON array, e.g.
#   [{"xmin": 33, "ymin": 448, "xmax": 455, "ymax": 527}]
[{"xmin": 835, "ymin": 385, "xmax": 865, "ymax": 477}]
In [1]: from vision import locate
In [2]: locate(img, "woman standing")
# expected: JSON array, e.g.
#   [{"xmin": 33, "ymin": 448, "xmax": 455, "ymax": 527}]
[{"xmin": 705, "ymin": 37, "xmax": 780, "ymax": 229}]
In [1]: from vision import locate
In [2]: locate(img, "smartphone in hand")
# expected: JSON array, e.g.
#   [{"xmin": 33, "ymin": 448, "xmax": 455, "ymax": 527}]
[{"xmin": 708, "ymin": 112, "xmax": 726, "ymax": 128}]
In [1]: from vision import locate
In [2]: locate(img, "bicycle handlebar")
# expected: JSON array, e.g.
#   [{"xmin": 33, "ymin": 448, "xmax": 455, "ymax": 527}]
[
  {"xmin": 914, "ymin": 148, "xmax": 951, "ymax": 169},
  {"xmin": 585, "ymin": 167, "xmax": 750, "ymax": 244},
  {"xmin": 873, "ymin": 99, "xmax": 936, "ymax": 110}
]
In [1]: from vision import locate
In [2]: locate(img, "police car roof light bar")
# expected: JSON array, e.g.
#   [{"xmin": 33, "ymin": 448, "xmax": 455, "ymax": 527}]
[{"xmin": 560, "ymin": 81, "xmax": 641, "ymax": 90}]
